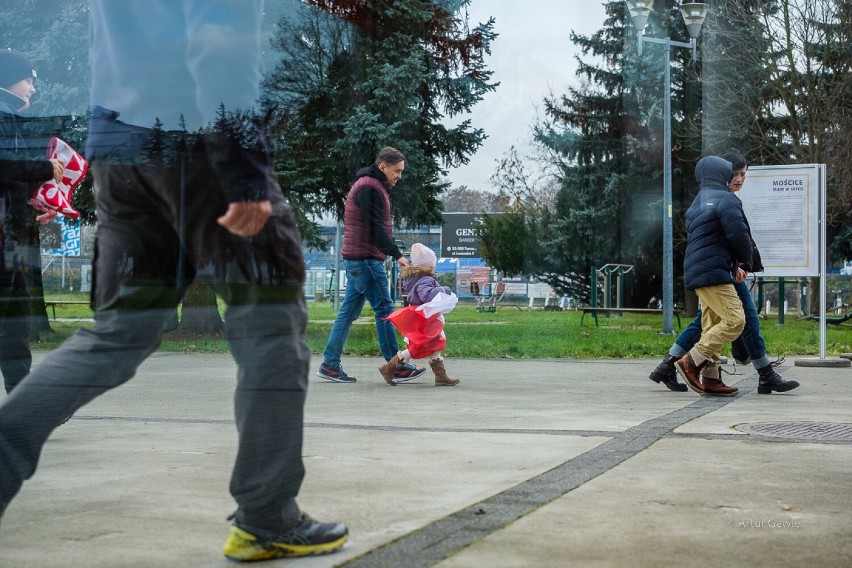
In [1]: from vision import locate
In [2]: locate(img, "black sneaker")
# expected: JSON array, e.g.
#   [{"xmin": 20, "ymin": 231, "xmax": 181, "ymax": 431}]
[
  {"xmin": 223, "ymin": 512, "xmax": 349, "ymax": 561},
  {"xmin": 649, "ymin": 355, "xmax": 688, "ymax": 392},
  {"xmin": 317, "ymin": 362, "xmax": 356, "ymax": 383}
]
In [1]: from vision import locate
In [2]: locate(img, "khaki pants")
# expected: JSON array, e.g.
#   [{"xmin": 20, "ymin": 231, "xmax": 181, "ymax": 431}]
[{"xmin": 694, "ymin": 284, "xmax": 745, "ymax": 367}]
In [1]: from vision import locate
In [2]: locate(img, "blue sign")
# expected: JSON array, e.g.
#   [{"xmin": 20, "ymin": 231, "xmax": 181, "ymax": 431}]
[{"xmin": 42, "ymin": 217, "xmax": 81, "ymax": 256}]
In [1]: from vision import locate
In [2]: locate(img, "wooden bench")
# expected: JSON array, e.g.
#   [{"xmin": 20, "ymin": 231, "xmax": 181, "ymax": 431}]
[
  {"xmin": 580, "ymin": 307, "xmax": 682, "ymax": 328},
  {"xmin": 44, "ymin": 301, "xmax": 91, "ymax": 320}
]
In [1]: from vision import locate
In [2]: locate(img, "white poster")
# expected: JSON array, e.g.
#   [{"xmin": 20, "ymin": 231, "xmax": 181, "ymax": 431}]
[{"xmin": 737, "ymin": 164, "xmax": 823, "ymax": 277}]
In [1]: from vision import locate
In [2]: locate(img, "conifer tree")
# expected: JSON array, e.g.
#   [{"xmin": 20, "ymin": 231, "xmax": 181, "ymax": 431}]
[
  {"xmin": 264, "ymin": 0, "xmax": 496, "ymax": 232},
  {"xmin": 481, "ymin": 1, "xmax": 701, "ymax": 306}
]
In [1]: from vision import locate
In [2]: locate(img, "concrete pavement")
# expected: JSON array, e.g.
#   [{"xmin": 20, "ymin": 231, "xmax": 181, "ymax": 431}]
[{"xmin": 1, "ymin": 354, "xmax": 850, "ymax": 567}]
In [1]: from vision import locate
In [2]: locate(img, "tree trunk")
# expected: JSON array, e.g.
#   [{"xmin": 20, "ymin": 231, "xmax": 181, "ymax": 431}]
[
  {"xmin": 178, "ymin": 280, "xmax": 223, "ymax": 333},
  {"xmin": 22, "ymin": 234, "xmax": 52, "ymax": 340},
  {"xmin": 807, "ymin": 276, "xmax": 820, "ymax": 317},
  {"xmin": 29, "ymin": 267, "xmax": 53, "ymax": 338}
]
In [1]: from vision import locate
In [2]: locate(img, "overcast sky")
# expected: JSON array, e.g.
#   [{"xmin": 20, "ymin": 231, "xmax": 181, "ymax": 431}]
[{"xmin": 446, "ymin": 0, "xmax": 609, "ymax": 192}]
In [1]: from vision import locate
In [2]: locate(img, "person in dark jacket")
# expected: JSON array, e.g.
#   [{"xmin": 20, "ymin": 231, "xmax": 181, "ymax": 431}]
[
  {"xmin": 317, "ymin": 147, "xmax": 426, "ymax": 384},
  {"xmin": 674, "ymin": 155, "xmax": 752, "ymax": 396},
  {"xmin": 0, "ymin": 49, "xmax": 66, "ymax": 394},
  {"xmin": 381, "ymin": 243, "xmax": 460, "ymax": 386},
  {"xmin": 649, "ymin": 153, "xmax": 799, "ymax": 394}
]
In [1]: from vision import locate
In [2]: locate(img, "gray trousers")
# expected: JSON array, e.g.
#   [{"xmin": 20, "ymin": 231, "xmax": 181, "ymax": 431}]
[{"xmin": 0, "ymin": 154, "xmax": 309, "ymax": 534}]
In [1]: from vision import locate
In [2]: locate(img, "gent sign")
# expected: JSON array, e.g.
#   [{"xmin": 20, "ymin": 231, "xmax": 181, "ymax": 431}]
[{"xmin": 441, "ymin": 212, "xmax": 486, "ymax": 258}]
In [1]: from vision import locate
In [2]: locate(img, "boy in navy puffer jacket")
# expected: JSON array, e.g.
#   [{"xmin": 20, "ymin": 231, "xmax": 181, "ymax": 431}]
[{"xmin": 674, "ymin": 156, "xmax": 753, "ymax": 396}]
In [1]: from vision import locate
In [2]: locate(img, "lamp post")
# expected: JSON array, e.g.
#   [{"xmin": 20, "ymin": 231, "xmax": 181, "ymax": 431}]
[{"xmin": 625, "ymin": 1, "xmax": 707, "ymax": 335}]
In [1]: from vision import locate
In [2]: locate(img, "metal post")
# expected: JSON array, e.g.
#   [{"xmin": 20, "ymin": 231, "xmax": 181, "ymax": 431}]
[
  {"xmin": 591, "ymin": 266, "xmax": 598, "ymax": 308},
  {"xmin": 819, "ymin": 164, "xmax": 827, "ymax": 358},
  {"xmin": 661, "ymin": 39, "xmax": 674, "ymax": 335},
  {"xmin": 778, "ymin": 277, "xmax": 785, "ymax": 325},
  {"xmin": 333, "ymin": 221, "xmax": 342, "ymax": 312},
  {"xmin": 639, "ymin": 34, "xmax": 692, "ymax": 335}
]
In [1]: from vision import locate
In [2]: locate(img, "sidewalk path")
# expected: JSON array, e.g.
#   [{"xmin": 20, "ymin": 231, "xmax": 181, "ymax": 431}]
[{"xmin": 1, "ymin": 354, "xmax": 850, "ymax": 567}]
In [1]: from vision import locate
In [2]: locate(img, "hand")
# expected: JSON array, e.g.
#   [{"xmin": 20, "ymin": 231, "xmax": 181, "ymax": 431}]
[
  {"xmin": 49, "ymin": 158, "xmax": 66, "ymax": 183},
  {"xmin": 735, "ymin": 267, "xmax": 747, "ymax": 282},
  {"xmin": 398, "ymin": 257, "xmax": 410, "ymax": 267},
  {"xmin": 216, "ymin": 200, "xmax": 272, "ymax": 237}
]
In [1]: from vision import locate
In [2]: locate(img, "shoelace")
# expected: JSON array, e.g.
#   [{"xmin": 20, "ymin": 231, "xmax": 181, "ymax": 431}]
[
  {"xmin": 720, "ymin": 364, "xmax": 743, "ymax": 377},
  {"xmin": 721, "ymin": 354, "xmax": 786, "ymax": 377}
]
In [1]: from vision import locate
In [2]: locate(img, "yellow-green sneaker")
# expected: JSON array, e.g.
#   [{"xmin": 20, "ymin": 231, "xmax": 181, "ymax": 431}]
[{"xmin": 223, "ymin": 513, "xmax": 348, "ymax": 561}]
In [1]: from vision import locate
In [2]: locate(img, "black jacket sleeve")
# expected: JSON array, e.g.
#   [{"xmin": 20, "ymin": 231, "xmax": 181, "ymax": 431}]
[
  {"xmin": 355, "ymin": 185, "xmax": 403, "ymax": 259},
  {"xmin": 1, "ymin": 158, "xmax": 54, "ymax": 185}
]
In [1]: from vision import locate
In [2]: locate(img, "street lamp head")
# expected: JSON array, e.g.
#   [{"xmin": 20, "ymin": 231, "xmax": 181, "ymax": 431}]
[
  {"xmin": 680, "ymin": 2, "xmax": 708, "ymax": 39},
  {"xmin": 625, "ymin": 0, "xmax": 653, "ymax": 33}
]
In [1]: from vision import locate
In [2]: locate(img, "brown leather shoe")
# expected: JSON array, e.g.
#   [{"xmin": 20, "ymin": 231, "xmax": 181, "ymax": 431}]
[
  {"xmin": 701, "ymin": 376, "xmax": 738, "ymax": 397},
  {"xmin": 674, "ymin": 353, "xmax": 707, "ymax": 395}
]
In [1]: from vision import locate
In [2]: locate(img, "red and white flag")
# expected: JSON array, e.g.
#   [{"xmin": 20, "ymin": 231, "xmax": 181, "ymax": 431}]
[
  {"xmin": 29, "ymin": 137, "xmax": 87, "ymax": 223},
  {"xmin": 386, "ymin": 292, "xmax": 458, "ymax": 360}
]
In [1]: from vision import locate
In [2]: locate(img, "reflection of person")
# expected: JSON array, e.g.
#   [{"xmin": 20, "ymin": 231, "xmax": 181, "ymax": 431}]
[
  {"xmin": 0, "ymin": 49, "xmax": 66, "ymax": 394},
  {"xmin": 382, "ymin": 243, "xmax": 460, "ymax": 386},
  {"xmin": 674, "ymin": 156, "xmax": 752, "ymax": 396},
  {"xmin": 317, "ymin": 147, "xmax": 426, "ymax": 383},
  {"xmin": 649, "ymin": 153, "xmax": 799, "ymax": 394},
  {"xmin": 0, "ymin": 2, "xmax": 348, "ymax": 561}
]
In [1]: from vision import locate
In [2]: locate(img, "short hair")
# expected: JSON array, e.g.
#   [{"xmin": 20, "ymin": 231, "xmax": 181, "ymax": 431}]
[
  {"xmin": 720, "ymin": 151, "xmax": 747, "ymax": 171},
  {"xmin": 375, "ymin": 146, "xmax": 405, "ymax": 166}
]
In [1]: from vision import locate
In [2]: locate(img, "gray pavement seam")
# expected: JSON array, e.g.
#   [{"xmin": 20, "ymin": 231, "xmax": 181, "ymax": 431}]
[{"xmin": 339, "ymin": 377, "xmax": 765, "ymax": 568}]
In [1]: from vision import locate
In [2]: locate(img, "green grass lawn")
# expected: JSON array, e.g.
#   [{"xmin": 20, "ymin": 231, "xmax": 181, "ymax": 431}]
[{"xmin": 33, "ymin": 294, "xmax": 852, "ymax": 359}]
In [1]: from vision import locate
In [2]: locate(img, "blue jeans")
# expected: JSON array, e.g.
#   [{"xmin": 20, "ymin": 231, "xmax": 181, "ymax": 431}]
[
  {"xmin": 671, "ymin": 280, "xmax": 770, "ymax": 369},
  {"xmin": 322, "ymin": 259, "xmax": 398, "ymax": 366}
]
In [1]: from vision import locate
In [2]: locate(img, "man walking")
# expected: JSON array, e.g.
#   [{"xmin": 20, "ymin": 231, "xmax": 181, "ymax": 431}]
[{"xmin": 317, "ymin": 147, "xmax": 426, "ymax": 384}]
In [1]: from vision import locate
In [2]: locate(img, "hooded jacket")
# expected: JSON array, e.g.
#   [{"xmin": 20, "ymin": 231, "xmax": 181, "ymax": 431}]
[
  {"xmin": 682, "ymin": 156, "xmax": 753, "ymax": 290},
  {"xmin": 401, "ymin": 264, "xmax": 451, "ymax": 306}
]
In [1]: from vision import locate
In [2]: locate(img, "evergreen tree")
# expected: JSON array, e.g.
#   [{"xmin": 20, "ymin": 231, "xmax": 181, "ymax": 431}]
[
  {"xmin": 700, "ymin": 0, "xmax": 852, "ymax": 308},
  {"xmin": 480, "ymin": 1, "xmax": 701, "ymax": 306},
  {"xmin": 264, "ymin": 0, "xmax": 497, "ymax": 236}
]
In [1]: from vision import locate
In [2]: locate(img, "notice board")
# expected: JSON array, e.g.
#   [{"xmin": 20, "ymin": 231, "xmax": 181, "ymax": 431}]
[{"xmin": 737, "ymin": 164, "xmax": 824, "ymax": 277}]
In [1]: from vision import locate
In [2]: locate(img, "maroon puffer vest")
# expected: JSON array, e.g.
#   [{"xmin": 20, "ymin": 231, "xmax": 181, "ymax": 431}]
[{"xmin": 342, "ymin": 176, "xmax": 393, "ymax": 261}]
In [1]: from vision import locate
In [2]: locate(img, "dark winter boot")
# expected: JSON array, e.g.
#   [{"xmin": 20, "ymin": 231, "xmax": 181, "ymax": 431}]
[
  {"xmin": 649, "ymin": 354, "xmax": 688, "ymax": 392},
  {"xmin": 379, "ymin": 355, "xmax": 404, "ymax": 386},
  {"xmin": 757, "ymin": 365, "xmax": 799, "ymax": 394}
]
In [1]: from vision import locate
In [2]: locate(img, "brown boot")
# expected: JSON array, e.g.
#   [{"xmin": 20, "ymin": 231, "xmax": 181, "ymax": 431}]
[
  {"xmin": 429, "ymin": 358, "xmax": 459, "ymax": 386},
  {"xmin": 700, "ymin": 377, "xmax": 738, "ymax": 396},
  {"xmin": 700, "ymin": 371, "xmax": 738, "ymax": 397},
  {"xmin": 674, "ymin": 352, "xmax": 708, "ymax": 395},
  {"xmin": 379, "ymin": 355, "xmax": 403, "ymax": 386}
]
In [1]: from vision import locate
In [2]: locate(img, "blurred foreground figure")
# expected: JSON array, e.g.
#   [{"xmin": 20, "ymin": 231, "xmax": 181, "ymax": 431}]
[
  {"xmin": 0, "ymin": 1, "xmax": 348, "ymax": 561},
  {"xmin": 0, "ymin": 49, "xmax": 69, "ymax": 394}
]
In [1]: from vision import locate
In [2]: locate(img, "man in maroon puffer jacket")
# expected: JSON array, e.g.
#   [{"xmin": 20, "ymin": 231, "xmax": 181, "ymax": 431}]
[{"xmin": 317, "ymin": 147, "xmax": 427, "ymax": 384}]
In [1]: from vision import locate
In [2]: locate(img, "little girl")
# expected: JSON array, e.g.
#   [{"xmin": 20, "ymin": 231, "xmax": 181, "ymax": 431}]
[{"xmin": 380, "ymin": 243, "xmax": 460, "ymax": 386}]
